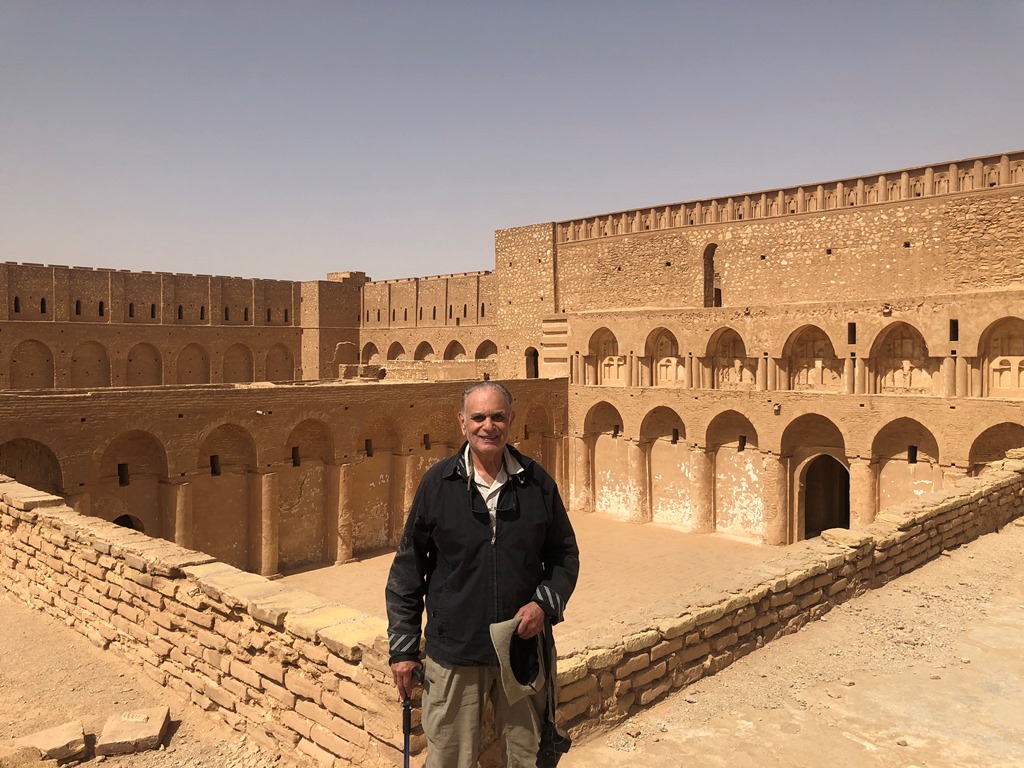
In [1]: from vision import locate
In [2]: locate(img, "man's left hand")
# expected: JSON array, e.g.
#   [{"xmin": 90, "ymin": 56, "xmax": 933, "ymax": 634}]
[{"xmin": 513, "ymin": 601, "xmax": 546, "ymax": 639}]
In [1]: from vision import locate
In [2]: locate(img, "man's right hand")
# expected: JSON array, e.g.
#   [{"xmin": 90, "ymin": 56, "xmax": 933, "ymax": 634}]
[{"xmin": 391, "ymin": 660, "xmax": 422, "ymax": 701}]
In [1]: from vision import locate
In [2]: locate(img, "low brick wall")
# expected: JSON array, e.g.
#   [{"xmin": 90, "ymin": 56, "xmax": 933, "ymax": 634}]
[
  {"xmin": 553, "ymin": 456, "xmax": 1024, "ymax": 737},
  {"xmin": 0, "ymin": 479, "xmax": 410, "ymax": 768},
  {"xmin": 3, "ymin": 458, "xmax": 1023, "ymax": 766}
]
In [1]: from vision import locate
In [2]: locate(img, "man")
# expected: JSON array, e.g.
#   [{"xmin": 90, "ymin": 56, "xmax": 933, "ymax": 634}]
[{"xmin": 385, "ymin": 382, "xmax": 579, "ymax": 767}]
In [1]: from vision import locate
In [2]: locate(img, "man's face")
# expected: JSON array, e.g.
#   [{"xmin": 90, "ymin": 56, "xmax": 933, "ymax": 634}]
[{"xmin": 459, "ymin": 388, "xmax": 514, "ymax": 463}]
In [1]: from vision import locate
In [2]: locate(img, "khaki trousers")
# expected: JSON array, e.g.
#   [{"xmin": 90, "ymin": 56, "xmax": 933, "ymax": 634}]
[{"xmin": 422, "ymin": 656, "xmax": 546, "ymax": 768}]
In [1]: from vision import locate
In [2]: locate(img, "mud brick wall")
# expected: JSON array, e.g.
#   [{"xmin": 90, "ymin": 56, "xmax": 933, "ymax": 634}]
[
  {"xmin": 552, "ymin": 456, "xmax": 1024, "ymax": 738},
  {"xmin": 0, "ymin": 480, "xmax": 414, "ymax": 768}
]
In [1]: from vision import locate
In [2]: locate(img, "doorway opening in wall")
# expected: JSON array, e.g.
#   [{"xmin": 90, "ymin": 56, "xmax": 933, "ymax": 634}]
[
  {"xmin": 113, "ymin": 514, "xmax": 145, "ymax": 532},
  {"xmin": 803, "ymin": 455, "xmax": 850, "ymax": 539},
  {"xmin": 525, "ymin": 347, "xmax": 539, "ymax": 379}
]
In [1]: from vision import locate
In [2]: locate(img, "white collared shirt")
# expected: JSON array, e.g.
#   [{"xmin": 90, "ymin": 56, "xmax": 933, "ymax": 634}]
[{"xmin": 464, "ymin": 445, "xmax": 523, "ymax": 542}]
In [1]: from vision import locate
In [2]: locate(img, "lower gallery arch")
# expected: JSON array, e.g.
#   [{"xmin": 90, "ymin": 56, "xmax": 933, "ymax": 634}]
[
  {"xmin": 279, "ymin": 419, "xmax": 333, "ymax": 570},
  {"xmin": 706, "ymin": 411, "xmax": 763, "ymax": 539},
  {"xmin": 414, "ymin": 342, "xmax": 434, "ymax": 361},
  {"xmin": 10, "ymin": 340, "xmax": 55, "ymax": 389},
  {"xmin": 872, "ymin": 418, "xmax": 941, "ymax": 513},
  {"xmin": 801, "ymin": 456, "xmax": 850, "ymax": 539},
  {"xmin": 94, "ymin": 431, "xmax": 169, "ymax": 539},
  {"xmin": 125, "ymin": 343, "xmax": 162, "ymax": 386},
  {"xmin": 517, "ymin": 401, "xmax": 554, "ymax": 471},
  {"xmin": 351, "ymin": 413, "xmax": 402, "ymax": 554},
  {"xmin": 0, "ymin": 438, "xmax": 63, "ymax": 494},
  {"xmin": 361, "ymin": 342, "xmax": 380, "ymax": 365},
  {"xmin": 968, "ymin": 422, "xmax": 1024, "ymax": 475},
  {"xmin": 192, "ymin": 424, "xmax": 257, "ymax": 570},
  {"xmin": 387, "ymin": 342, "xmax": 406, "ymax": 361},
  {"xmin": 781, "ymin": 414, "xmax": 848, "ymax": 541},
  {"xmin": 640, "ymin": 406, "xmax": 700, "ymax": 529},
  {"xmin": 265, "ymin": 343, "xmax": 294, "ymax": 382},
  {"xmin": 443, "ymin": 340, "xmax": 466, "ymax": 360},
  {"xmin": 584, "ymin": 401, "xmax": 633, "ymax": 520}
]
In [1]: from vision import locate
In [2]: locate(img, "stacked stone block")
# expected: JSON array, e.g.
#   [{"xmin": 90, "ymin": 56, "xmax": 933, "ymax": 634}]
[{"xmin": 0, "ymin": 479, "xmax": 408, "ymax": 768}]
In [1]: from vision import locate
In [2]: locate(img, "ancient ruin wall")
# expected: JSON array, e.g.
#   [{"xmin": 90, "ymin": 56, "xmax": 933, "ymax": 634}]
[
  {"xmin": 552, "ymin": 185, "xmax": 1024, "ymax": 313},
  {"xmin": 552, "ymin": 457, "xmax": 1024, "ymax": 738},
  {"xmin": 0, "ymin": 484, "xmax": 407, "ymax": 767}
]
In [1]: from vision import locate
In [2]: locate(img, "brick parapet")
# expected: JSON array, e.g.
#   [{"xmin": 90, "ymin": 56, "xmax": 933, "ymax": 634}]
[{"xmin": 0, "ymin": 483, "xmax": 406, "ymax": 768}]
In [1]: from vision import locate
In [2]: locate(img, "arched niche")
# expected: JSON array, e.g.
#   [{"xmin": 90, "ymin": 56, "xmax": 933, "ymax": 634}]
[
  {"xmin": 872, "ymin": 418, "xmax": 941, "ymax": 513},
  {"xmin": 968, "ymin": 422, "xmax": 1024, "ymax": 475},
  {"xmin": 644, "ymin": 328, "xmax": 681, "ymax": 386},
  {"xmin": 782, "ymin": 325, "xmax": 842, "ymax": 392},
  {"xmin": 177, "ymin": 343, "xmax": 210, "ymax": 384},
  {"xmin": 588, "ymin": 328, "xmax": 623, "ymax": 385},
  {"xmin": 95, "ymin": 430, "xmax": 169, "ymax": 538},
  {"xmin": 125, "ymin": 343, "xmax": 162, "ymax": 386},
  {"xmin": 223, "ymin": 344, "xmax": 254, "ymax": 383},
  {"xmin": 387, "ymin": 342, "xmax": 406, "ymax": 361},
  {"xmin": 70, "ymin": 341, "xmax": 111, "ymax": 388},
  {"xmin": 475, "ymin": 340, "xmax": 498, "ymax": 360},
  {"xmin": 10, "ymin": 340, "xmax": 55, "ymax": 389},
  {"xmin": 361, "ymin": 343, "xmax": 380, "ymax": 365},
  {"xmin": 279, "ymin": 418, "xmax": 334, "ymax": 570},
  {"xmin": 193, "ymin": 424, "xmax": 258, "ymax": 570},
  {"xmin": 708, "ymin": 328, "xmax": 755, "ymax": 390},
  {"xmin": 265, "ymin": 343, "xmax": 294, "ymax": 382},
  {"xmin": 414, "ymin": 342, "xmax": 434, "ymax": 361},
  {"xmin": 0, "ymin": 438, "xmax": 63, "ymax": 494},
  {"xmin": 706, "ymin": 410, "xmax": 763, "ymax": 539},
  {"xmin": 869, "ymin": 322, "xmax": 938, "ymax": 395},
  {"xmin": 443, "ymin": 341, "xmax": 466, "ymax": 361},
  {"xmin": 978, "ymin": 317, "xmax": 1024, "ymax": 398}
]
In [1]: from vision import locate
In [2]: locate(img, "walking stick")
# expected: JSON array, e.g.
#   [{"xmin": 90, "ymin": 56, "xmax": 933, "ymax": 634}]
[{"xmin": 403, "ymin": 667, "xmax": 424, "ymax": 768}]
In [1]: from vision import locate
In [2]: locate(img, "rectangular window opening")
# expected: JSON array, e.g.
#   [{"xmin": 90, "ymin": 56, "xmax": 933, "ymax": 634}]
[
  {"xmin": 291, "ymin": 446, "xmax": 300, "ymax": 467},
  {"xmin": 847, "ymin": 322, "xmax": 857, "ymax": 345},
  {"xmin": 612, "ymin": 424, "xmax": 620, "ymax": 439},
  {"xmin": 364, "ymin": 439, "xmax": 373, "ymax": 458},
  {"xmin": 422, "ymin": 433, "xmax": 431, "ymax": 450},
  {"xmin": 738, "ymin": 435, "xmax": 747, "ymax": 452},
  {"xmin": 671, "ymin": 428, "xmax": 679, "ymax": 445},
  {"xmin": 949, "ymin": 319, "xmax": 959, "ymax": 342},
  {"xmin": 117, "ymin": 463, "xmax": 129, "ymax": 487},
  {"xmin": 210, "ymin": 454, "xmax": 221, "ymax": 476},
  {"xmin": 907, "ymin": 445, "xmax": 918, "ymax": 464}
]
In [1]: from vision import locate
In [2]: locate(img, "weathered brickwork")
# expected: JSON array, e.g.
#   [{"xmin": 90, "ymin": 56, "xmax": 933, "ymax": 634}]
[
  {"xmin": 551, "ymin": 455, "xmax": 1024, "ymax": 739},
  {"xmin": 0, "ymin": 482, "xmax": 408, "ymax": 767}
]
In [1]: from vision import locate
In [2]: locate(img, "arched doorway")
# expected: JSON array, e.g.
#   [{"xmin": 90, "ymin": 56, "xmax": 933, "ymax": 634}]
[
  {"xmin": 525, "ymin": 347, "xmax": 539, "ymax": 379},
  {"xmin": 803, "ymin": 456, "xmax": 850, "ymax": 539}
]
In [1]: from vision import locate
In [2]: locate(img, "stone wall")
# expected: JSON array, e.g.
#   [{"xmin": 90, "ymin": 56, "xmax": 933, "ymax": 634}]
[
  {"xmin": 552, "ymin": 456, "xmax": 1024, "ymax": 738},
  {"xmin": 0, "ymin": 483, "xmax": 411, "ymax": 767}
]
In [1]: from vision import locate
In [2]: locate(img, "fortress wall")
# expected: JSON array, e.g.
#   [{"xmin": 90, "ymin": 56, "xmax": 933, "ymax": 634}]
[
  {"xmin": 0, "ymin": 484, "xmax": 407, "ymax": 767},
  {"xmin": 552, "ymin": 456, "xmax": 1024, "ymax": 739},
  {"xmin": 552, "ymin": 185, "xmax": 1024, "ymax": 312},
  {"xmin": 493, "ymin": 223, "xmax": 557, "ymax": 378},
  {"xmin": 358, "ymin": 272, "xmax": 495, "ymax": 332}
]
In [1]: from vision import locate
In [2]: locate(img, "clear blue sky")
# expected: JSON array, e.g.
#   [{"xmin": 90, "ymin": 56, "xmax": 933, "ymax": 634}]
[{"xmin": 2, "ymin": 1, "xmax": 1022, "ymax": 282}]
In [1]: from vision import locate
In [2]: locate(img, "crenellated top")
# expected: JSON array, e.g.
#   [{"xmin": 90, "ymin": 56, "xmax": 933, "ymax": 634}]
[
  {"xmin": 363, "ymin": 269, "xmax": 492, "ymax": 286},
  {"xmin": 557, "ymin": 151, "xmax": 1024, "ymax": 244}
]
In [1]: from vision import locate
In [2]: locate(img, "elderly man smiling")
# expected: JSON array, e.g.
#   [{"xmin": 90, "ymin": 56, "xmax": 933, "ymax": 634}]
[{"xmin": 385, "ymin": 381, "xmax": 579, "ymax": 767}]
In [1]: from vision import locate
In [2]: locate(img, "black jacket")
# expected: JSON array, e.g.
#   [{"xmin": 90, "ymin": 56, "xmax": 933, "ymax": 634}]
[{"xmin": 385, "ymin": 443, "xmax": 579, "ymax": 667}]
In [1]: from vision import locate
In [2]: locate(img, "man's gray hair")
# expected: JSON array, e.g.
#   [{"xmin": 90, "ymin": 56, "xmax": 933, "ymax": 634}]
[{"xmin": 461, "ymin": 381, "xmax": 513, "ymax": 412}]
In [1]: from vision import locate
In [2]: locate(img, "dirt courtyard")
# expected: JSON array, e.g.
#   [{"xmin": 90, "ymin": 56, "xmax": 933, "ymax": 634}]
[{"xmin": 2, "ymin": 516, "xmax": 1023, "ymax": 767}]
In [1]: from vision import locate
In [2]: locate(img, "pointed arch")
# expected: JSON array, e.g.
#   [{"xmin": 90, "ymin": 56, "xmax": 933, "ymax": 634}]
[
  {"xmin": 872, "ymin": 418, "xmax": 941, "ymax": 513},
  {"xmin": 95, "ymin": 430, "xmax": 169, "ymax": 537},
  {"xmin": 223, "ymin": 344, "xmax": 254, "ymax": 383},
  {"xmin": 10, "ymin": 340, "xmax": 54, "ymax": 389},
  {"xmin": 708, "ymin": 328, "xmax": 755, "ymax": 390},
  {"xmin": 387, "ymin": 342, "xmax": 406, "ymax": 361},
  {"xmin": 869, "ymin": 322, "xmax": 938, "ymax": 395},
  {"xmin": 0, "ymin": 438, "xmax": 62, "ymax": 494},
  {"xmin": 475, "ymin": 340, "xmax": 498, "ymax": 360},
  {"xmin": 176, "ymin": 344, "xmax": 210, "ymax": 384},
  {"xmin": 978, "ymin": 316, "xmax": 1024, "ymax": 397},
  {"xmin": 414, "ymin": 341, "xmax": 435, "ymax": 361},
  {"xmin": 782, "ymin": 325, "xmax": 842, "ymax": 391},
  {"xmin": 265, "ymin": 343, "xmax": 294, "ymax": 381},
  {"xmin": 70, "ymin": 341, "xmax": 111, "ymax": 388},
  {"xmin": 361, "ymin": 342, "xmax": 380, "ymax": 365},
  {"xmin": 443, "ymin": 341, "xmax": 466, "ymax": 361}
]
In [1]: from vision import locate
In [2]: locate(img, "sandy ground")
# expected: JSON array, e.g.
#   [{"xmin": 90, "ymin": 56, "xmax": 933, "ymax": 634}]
[
  {"xmin": 2, "ymin": 517, "xmax": 1022, "ymax": 767},
  {"xmin": 282, "ymin": 513, "xmax": 775, "ymax": 657}
]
